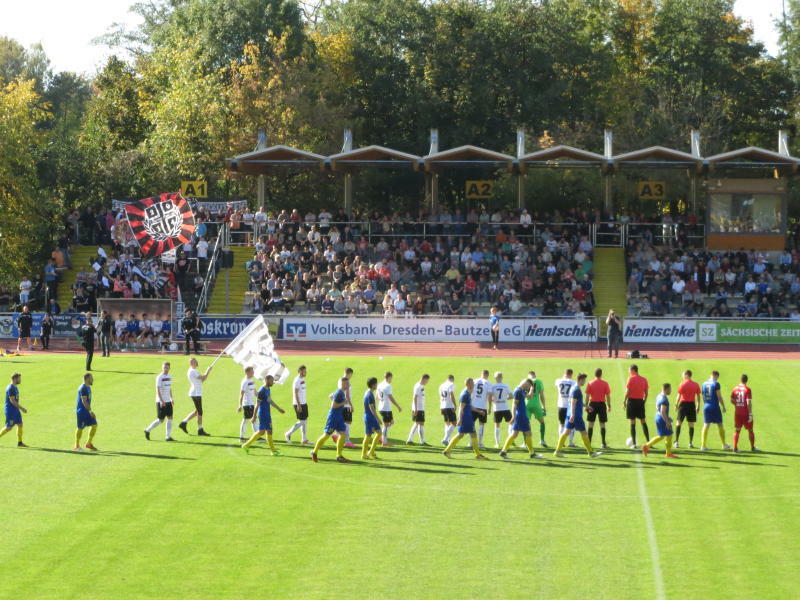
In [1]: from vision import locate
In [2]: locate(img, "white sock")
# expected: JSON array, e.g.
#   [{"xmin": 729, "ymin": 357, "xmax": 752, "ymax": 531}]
[
  {"xmin": 345, "ymin": 423, "xmax": 351, "ymax": 442},
  {"xmin": 300, "ymin": 420, "xmax": 307, "ymax": 441},
  {"xmin": 146, "ymin": 419, "xmax": 161, "ymax": 432},
  {"xmin": 445, "ymin": 424, "xmax": 455, "ymax": 441},
  {"xmin": 508, "ymin": 423, "xmax": 514, "ymax": 440},
  {"xmin": 494, "ymin": 425, "xmax": 501, "ymax": 446},
  {"xmin": 252, "ymin": 421, "xmax": 258, "ymax": 433},
  {"xmin": 418, "ymin": 425, "xmax": 425, "ymax": 444},
  {"xmin": 166, "ymin": 419, "xmax": 173, "ymax": 439},
  {"xmin": 382, "ymin": 425, "xmax": 389, "ymax": 443},
  {"xmin": 478, "ymin": 423, "xmax": 485, "ymax": 445},
  {"xmin": 444, "ymin": 424, "xmax": 449, "ymax": 440},
  {"xmin": 407, "ymin": 424, "xmax": 418, "ymax": 442},
  {"xmin": 287, "ymin": 421, "xmax": 301, "ymax": 437},
  {"xmin": 569, "ymin": 429, "xmax": 575, "ymax": 443},
  {"xmin": 240, "ymin": 419, "xmax": 247, "ymax": 439}
]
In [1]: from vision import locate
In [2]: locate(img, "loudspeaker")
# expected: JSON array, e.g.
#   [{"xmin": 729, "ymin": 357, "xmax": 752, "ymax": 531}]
[{"xmin": 221, "ymin": 249, "xmax": 234, "ymax": 268}]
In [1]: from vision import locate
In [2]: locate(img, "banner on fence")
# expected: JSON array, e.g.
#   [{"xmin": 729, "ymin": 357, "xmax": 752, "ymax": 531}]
[
  {"xmin": 176, "ymin": 316, "xmax": 279, "ymax": 340},
  {"xmin": 279, "ymin": 317, "xmax": 598, "ymax": 343},
  {"xmin": 696, "ymin": 320, "xmax": 800, "ymax": 343},
  {"xmin": 622, "ymin": 319, "xmax": 697, "ymax": 343},
  {"xmin": 0, "ymin": 313, "xmax": 87, "ymax": 338}
]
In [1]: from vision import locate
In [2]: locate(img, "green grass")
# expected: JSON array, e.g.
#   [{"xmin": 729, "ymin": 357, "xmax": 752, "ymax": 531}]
[{"xmin": 2, "ymin": 352, "xmax": 798, "ymax": 600}]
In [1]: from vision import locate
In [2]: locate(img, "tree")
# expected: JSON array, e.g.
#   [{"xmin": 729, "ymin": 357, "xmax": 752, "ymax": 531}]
[{"xmin": 0, "ymin": 78, "xmax": 56, "ymax": 286}]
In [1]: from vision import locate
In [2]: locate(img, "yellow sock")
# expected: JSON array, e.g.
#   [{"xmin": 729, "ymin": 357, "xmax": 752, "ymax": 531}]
[
  {"xmin": 75, "ymin": 429, "xmax": 83, "ymax": 447},
  {"xmin": 0, "ymin": 426, "xmax": 10, "ymax": 438},
  {"xmin": 501, "ymin": 434, "xmax": 515, "ymax": 453},
  {"xmin": 369, "ymin": 433, "xmax": 381, "ymax": 456},
  {"xmin": 581, "ymin": 432, "xmax": 593, "ymax": 454},
  {"xmin": 444, "ymin": 433, "xmax": 463, "ymax": 453},
  {"xmin": 645, "ymin": 435, "xmax": 664, "ymax": 449},
  {"xmin": 312, "ymin": 433, "xmax": 330, "ymax": 454},
  {"xmin": 555, "ymin": 431, "xmax": 568, "ymax": 451},
  {"xmin": 524, "ymin": 434, "xmax": 533, "ymax": 453},
  {"xmin": 336, "ymin": 433, "xmax": 345, "ymax": 457},
  {"xmin": 16, "ymin": 425, "xmax": 23, "ymax": 443},
  {"xmin": 243, "ymin": 431, "xmax": 263, "ymax": 448},
  {"xmin": 267, "ymin": 432, "xmax": 276, "ymax": 452},
  {"xmin": 87, "ymin": 425, "xmax": 96, "ymax": 444},
  {"xmin": 361, "ymin": 434, "xmax": 372, "ymax": 458},
  {"xmin": 701, "ymin": 427, "xmax": 709, "ymax": 448},
  {"xmin": 665, "ymin": 435, "xmax": 673, "ymax": 455},
  {"xmin": 718, "ymin": 426, "xmax": 726, "ymax": 446},
  {"xmin": 470, "ymin": 435, "xmax": 481, "ymax": 456}
]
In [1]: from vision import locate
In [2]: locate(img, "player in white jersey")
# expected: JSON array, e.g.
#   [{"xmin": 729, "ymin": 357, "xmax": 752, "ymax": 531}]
[
  {"xmin": 439, "ymin": 374, "xmax": 457, "ymax": 445},
  {"xmin": 150, "ymin": 317, "xmax": 163, "ymax": 347},
  {"xmin": 114, "ymin": 313, "xmax": 128, "ymax": 349},
  {"xmin": 472, "ymin": 369, "xmax": 491, "ymax": 448},
  {"xmin": 238, "ymin": 366, "xmax": 259, "ymax": 442},
  {"xmin": 284, "ymin": 365, "xmax": 311, "ymax": 444},
  {"xmin": 489, "ymin": 372, "xmax": 512, "ymax": 448},
  {"xmin": 555, "ymin": 368, "xmax": 577, "ymax": 446},
  {"xmin": 377, "ymin": 372, "xmax": 402, "ymax": 446},
  {"xmin": 406, "ymin": 374, "xmax": 430, "ymax": 445},
  {"xmin": 178, "ymin": 357, "xmax": 213, "ymax": 436},
  {"xmin": 341, "ymin": 367, "xmax": 357, "ymax": 448},
  {"xmin": 144, "ymin": 362, "xmax": 175, "ymax": 441}
]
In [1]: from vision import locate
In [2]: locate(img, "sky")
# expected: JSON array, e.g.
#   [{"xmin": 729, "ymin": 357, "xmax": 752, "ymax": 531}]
[{"xmin": 0, "ymin": 0, "xmax": 790, "ymax": 76}]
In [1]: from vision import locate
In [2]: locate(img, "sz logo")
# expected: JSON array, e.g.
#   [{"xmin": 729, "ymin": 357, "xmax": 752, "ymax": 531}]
[{"xmin": 285, "ymin": 323, "xmax": 307, "ymax": 338}]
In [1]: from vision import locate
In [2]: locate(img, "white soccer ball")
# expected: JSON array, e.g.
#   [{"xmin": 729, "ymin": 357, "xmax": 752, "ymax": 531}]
[
  {"xmin": 626, "ymin": 437, "xmax": 634, "ymax": 448},
  {"xmin": 169, "ymin": 342, "xmax": 178, "ymax": 351}
]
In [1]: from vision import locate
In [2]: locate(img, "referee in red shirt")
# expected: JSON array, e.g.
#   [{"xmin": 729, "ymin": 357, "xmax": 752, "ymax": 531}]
[
  {"xmin": 585, "ymin": 368, "xmax": 611, "ymax": 448},
  {"xmin": 623, "ymin": 364, "xmax": 650, "ymax": 448},
  {"xmin": 674, "ymin": 370, "xmax": 701, "ymax": 448}
]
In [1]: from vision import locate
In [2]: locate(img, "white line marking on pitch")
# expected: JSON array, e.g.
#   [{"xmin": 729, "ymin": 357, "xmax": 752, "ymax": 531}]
[{"xmin": 636, "ymin": 455, "xmax": 666, "ymax": 600}]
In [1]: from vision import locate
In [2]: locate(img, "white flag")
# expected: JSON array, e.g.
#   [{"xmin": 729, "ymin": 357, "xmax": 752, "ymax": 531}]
[{"xmin": 222, "ymin": 315, "xmax": 288, "ymax": 383}]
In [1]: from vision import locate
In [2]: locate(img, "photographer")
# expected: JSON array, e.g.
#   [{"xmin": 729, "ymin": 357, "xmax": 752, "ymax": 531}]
[{"xmin": 606, "ymin": 309, "xmax": 622, "ymax": 359}]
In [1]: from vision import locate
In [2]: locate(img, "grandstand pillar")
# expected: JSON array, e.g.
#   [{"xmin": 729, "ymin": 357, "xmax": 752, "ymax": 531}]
[
  {"xmin": 341, "ymin": 128, "xmax": 354, "ymax": 218},
  {"xmin": 690, "ymin": 129, "xmax": 702, "ymax": 215},
  {"xmin": 516, "ymin": 128, "xmax": 525, "ymax": 209},
  {"xmin": 256, "ymin": 128, "xmax": 268, "ymax": 210},
  {"xmin": 604, "ymin": 128, "xmax": 614, "ymax": 214},
  {"xmin": 426, "ymin": 129, "xmax": 439, "ymax": 212}
]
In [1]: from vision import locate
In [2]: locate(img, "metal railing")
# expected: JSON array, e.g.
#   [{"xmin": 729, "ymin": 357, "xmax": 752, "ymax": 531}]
[{"xmin": 195, "ymin": 224, "xmax": 227, "ymax": 313}]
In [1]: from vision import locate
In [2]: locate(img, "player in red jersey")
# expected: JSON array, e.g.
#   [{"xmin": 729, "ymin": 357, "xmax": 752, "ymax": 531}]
[{"xmin": 731, "ymin": 374, "xmax": 759, "ymax": 452}]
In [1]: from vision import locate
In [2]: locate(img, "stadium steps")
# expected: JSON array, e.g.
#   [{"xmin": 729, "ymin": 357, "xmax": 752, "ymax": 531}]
[
  {"xmin": 592, "ymin": 247, "xmax": 627, "ymax": 336},
  {"xmin": 57, "ymin": 246, "xmax": 110, "ymax": 308},
  {"xmin": 206, "ymin": 246, "xmax": 254, "ymax": 314}
]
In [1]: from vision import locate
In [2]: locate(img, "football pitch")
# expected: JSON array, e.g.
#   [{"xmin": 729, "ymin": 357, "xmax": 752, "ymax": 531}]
[{"xmin": 2, "ymin": 352, "xmax": 798, "ymax": 600}]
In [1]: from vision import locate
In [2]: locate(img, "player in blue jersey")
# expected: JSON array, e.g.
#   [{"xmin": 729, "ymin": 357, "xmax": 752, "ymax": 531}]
[
  {"xmin": 553, "ymin": 373, "xmax": 602, "ymax": 458},
  {"xmin": 642, "ymin": 383, "xmax": 677, "ymax": 458},
  {"xmin": 489, "ymin": 307, "xmax": 500, "ymax": 350},
  {"xmin": 311, "ymin": 377, "xmax": 351, "ymax": 463},
  {"xmin": 700, "ymin": 371, "xmax": 730, "ymax": 451},
  {"xmin": 442, "ymin": 378, "xmax": 488, "ymax": 460},
  {"xmin": 1, "ymin": 373, "xmax": 27, "ymax": 447},
  {"xmin": 242, "ymin": 375, "xmax": 285, "ymax": 455},
  {"xmin": 126, "ymin": 315, "xmax": 140, "ymax": 349},
  {"xmin": 361, "ymin": 377, "xmax": 383, "ymax": 459},
  {"xmin": 499, "ymin": 378, "xmax": 543, "ymax": 460},
  {"xmin": 74, "ymin": 373, "xmax": 98, "ymax": 451}
]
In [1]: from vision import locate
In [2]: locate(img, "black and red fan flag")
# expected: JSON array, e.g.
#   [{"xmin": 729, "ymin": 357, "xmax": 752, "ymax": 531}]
[{"xmin": 124, "ymin": 192, "xmax": 195, "ymax": 258}]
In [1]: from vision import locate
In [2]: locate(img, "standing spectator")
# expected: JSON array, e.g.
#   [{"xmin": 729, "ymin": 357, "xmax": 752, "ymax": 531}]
[
  {"xmin": 44, "ymin": 259, "xmax": 58, "ymax": 301},
  {"xmin": 196, "ymin": 237, "xmax": 209, "ymax": 273},
  {"xmin": 40, "ymin": 313, "xmax": 53, "ymax": 350},
  {"xmin": 18, "ymin": 276, "xmax": 32, "ymax": 306}
]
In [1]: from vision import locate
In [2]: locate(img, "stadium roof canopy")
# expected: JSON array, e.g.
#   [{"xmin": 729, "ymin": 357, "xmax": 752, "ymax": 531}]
[
  {"xmin": 705, "ymin": 146, "xmax": 799, "ymax": 173},
  {"xmin": 422, "ymin": 145, "xmax": 515, "ymax": 172},
  {"xmin": 225, "ymin": 145, "xmax": 324, "ymax": 174},
  {"xmin": 327, "ymin": 145, "xmax": 420, "ymax": 171},
  {"xmin": 518, "ymin": 145, "xmax": 607, "ymax": 171},
  {"xmin": 611, "ymin": 146, "xmax": 703, "ymax": 173}
]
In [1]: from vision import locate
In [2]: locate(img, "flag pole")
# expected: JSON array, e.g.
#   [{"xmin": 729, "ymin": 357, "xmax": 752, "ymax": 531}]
[{"xmin": 208, "ymin": 350, "xmax": 226, "ymax": 368}]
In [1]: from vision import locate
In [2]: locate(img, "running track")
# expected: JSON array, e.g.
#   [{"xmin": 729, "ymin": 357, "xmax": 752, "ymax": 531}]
[{"xmin": 11, "ymin": 340, "xmax": 800, "ymax": 360}]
